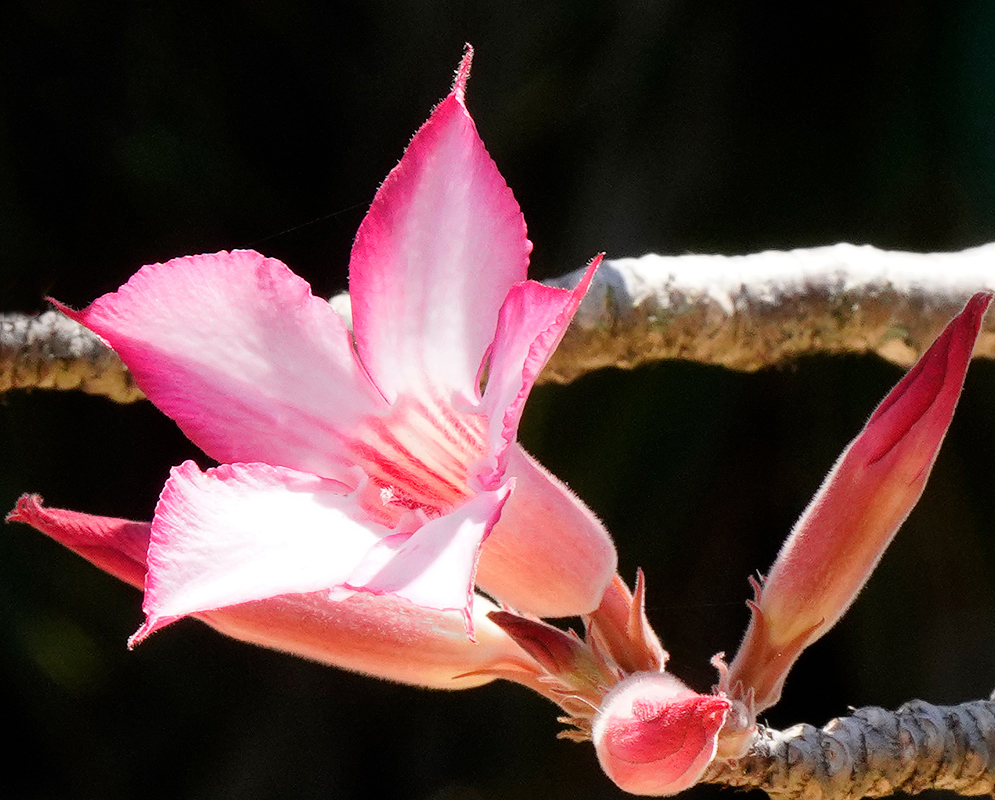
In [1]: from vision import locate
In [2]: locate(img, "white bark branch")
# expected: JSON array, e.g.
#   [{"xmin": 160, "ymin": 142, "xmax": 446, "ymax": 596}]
[
  {"xmin": 0, "ymin": 310, "xmax": 143, "ymax": 403},
  {"xmin": 4, "ymin": 242, "xmax": 995, "ymax": 402},
  {"xmin": 704, "ymin": 696, "xmax": 995, "ymax": 800},
  {"xmin": 543, "ymin": 241, "xmax": 995, "ymax": 382}
]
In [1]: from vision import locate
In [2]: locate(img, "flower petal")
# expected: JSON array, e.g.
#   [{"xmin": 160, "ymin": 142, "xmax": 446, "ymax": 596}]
[
  {"xmin": 343, "ymin": 483, "xmax": 512, "ymax": 636},
  {"xmin": 349, "ymin": 50, "xmax": 531, "ymax": 405},
  {"xmin": 134, "ymin": 460, "xmax": 387, "ymax": 644},
  {"xmin": 58, "ymin": 250, "xmax": 386, "ymax": 479},
  {"xmin": 6, "ymin": 498, "xmax": 544, "ymax": 690},
  {"xmin": 7, "ymin": 495, "xmax": 150, "ymax": 589},
  {"xmin": 475, "ymin": 255, "xmax": 601, "ymax": 488}
]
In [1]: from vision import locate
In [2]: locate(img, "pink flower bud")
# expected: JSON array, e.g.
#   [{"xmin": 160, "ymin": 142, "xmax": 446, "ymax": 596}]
[
  {"xmin": 725, "ymin": 292, "xmax": 991, "ymax": 710},
  {"xmin": 592, "ymin": 672, "xmax": 730, "ymax": 796}
]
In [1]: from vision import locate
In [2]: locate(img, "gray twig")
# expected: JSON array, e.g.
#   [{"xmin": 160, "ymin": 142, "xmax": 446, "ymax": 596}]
[
  {"xmin": 542, "ymin": 241, "xmax": 995, "ymax": 382},
  {"xmin": 0, "ymin": 311, "xmax": 142, "ymax": 403},
  {"xmin": 704, "ymin": 697, "xmax": 995, "ymax": 800}
]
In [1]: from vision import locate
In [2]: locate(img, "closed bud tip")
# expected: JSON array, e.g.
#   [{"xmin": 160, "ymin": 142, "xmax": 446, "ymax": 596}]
[{"xmin": 592, "ymin": 672, "xmax": 730, "ymax": 796}]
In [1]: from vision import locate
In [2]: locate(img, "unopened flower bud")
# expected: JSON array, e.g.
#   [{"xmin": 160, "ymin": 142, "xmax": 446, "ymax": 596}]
[{"xmin": 592, "ymin": 671, "xmax": 730, "ymax": 796}]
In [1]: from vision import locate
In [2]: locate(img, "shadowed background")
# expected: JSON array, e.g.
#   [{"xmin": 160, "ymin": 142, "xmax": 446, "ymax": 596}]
[{"xmin": 3, "ymin": 2, "xmax": 995, "ymax": 799}]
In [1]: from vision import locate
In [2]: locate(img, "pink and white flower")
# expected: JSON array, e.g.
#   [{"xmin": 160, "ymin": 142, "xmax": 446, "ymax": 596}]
[{"xmin": 10, "ymin": 48, "xmax": 616, "ymax": 677}]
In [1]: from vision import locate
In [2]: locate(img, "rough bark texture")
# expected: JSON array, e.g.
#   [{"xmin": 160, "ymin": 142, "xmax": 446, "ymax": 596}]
[
  {"xmin": 4, "ymin": 243, "xmax": 995, "ymax": 403},
  {"xmin": 704, "ymin": 697, "xmax": 995, "ymax": 800},
  {"xmin": 543, "ymin": 242, "xmax": 995, "ymax": 382},
  {"xmin": 0, "ymin": 311, "xmax": 142, "ymax": 403}
]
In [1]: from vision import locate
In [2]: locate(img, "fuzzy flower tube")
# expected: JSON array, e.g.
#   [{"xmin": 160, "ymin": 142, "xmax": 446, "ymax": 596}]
[{"xmin": 8, "ymin": 47, "xmax": 616, "ymax": 687}]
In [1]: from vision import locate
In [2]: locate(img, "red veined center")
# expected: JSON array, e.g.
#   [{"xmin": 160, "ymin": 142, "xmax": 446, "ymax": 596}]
[{"xmin": 347, "ymin": 394, "xmax": 488, "ymax": 527}]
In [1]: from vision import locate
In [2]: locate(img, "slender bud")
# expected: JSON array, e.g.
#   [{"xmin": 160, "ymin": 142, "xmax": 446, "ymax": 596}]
[{"xmin": 725, "ymin": 292, "xmax": 991, "ymax": 710}]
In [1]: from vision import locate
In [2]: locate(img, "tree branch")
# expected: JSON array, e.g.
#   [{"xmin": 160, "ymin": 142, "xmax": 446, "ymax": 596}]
[
  {"xmin": 704, "ymin": 696, "xmax": 995, "ymax": 800},
  {"xmin": 5, "ymin": 242, "xmax": 995, "ymax": 402},
  {"xmin": 0, "ymin": 310, "xmax": 143, "ymax": 403},
  {"xmin": 542, "ymin": 241, "xmax": 995, "ymax": 382}
]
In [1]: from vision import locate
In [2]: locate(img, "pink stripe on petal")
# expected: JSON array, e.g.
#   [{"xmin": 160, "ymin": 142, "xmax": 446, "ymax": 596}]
[
  {"xmin": 356, "ymin": 415, "xmax": 468, "ymax": 501},
  {"xmin": 343, "ymin": 484, "xmax": 513, "ymax": 636},
  {"xmin": 135, "ymin": 460, "xmax": 389, "ymax": 644},
  {"xmin": 60, "ymin": 250, "xmax": 386, "ymax": 480},
  {"xmin": 475, "ymin": 255, "xmax": 601, "ymax": 488},
  {"xmin": 349, "ymin": 73, "xmax": 531, "ymax": 406},
  {"xmin": 347, "ymin": 395, "xmax": 486, "ymax": 517}
]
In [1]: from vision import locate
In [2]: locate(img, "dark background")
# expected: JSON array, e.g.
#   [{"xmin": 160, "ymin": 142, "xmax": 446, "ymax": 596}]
[{"xmin": 3, "ymin": 2, "xmax": 995, "ymax": 799}]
